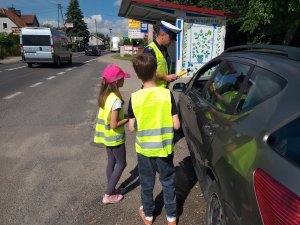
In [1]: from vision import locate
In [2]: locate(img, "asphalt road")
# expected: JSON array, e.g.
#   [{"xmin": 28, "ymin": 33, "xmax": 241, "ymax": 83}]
[{"xmin": 0, "ymin": 52, "xmax": 206, "ymax": 225}]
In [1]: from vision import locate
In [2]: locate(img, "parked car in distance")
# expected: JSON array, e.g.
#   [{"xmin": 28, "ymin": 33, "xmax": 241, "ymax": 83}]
[
  {"xmin": 85, "ymin": 45, "xmax": 101, "ymax": 56},
  {"xmin": 20, "ymin": 27, "xmax": 72, "ymax": 68},
  {"xmin": 173, "ymin": 45, "xmax": 300, "ymax": 225}
]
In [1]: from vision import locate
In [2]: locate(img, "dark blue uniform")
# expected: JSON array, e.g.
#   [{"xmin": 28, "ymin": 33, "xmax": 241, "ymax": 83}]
[{"xmin": 143, "ymin": 40, "xmax": 172, "ymax": 74}]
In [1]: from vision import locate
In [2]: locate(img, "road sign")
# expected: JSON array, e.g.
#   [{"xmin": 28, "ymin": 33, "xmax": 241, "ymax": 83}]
[
  {"xmin": 65, "ymin": 23, "xmax": 74, "ymax": 28},
  {"xmin": 128, "ymin": 20, "xmax": 141, "ymax": 29},
  {"xmin": 140, "ymin": 23, "xmax": 148, "ymax": 33}
]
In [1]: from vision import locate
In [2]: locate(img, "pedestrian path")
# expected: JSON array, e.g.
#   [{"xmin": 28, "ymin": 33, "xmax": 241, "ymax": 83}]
[{"xmin": 0, "ymin": 56, "xmax": 22, "ymax": 64}]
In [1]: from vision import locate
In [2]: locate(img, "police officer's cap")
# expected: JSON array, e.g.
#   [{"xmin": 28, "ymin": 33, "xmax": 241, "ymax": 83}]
[{"xmin": 160, "ymin": 20, "xmax": 181, "ymax": 41}]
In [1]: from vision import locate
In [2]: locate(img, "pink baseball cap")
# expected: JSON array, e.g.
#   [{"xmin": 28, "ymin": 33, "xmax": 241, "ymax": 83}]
[{"xmin": 102, "ymin": 65, "xmax": 130, "ymax": 83}]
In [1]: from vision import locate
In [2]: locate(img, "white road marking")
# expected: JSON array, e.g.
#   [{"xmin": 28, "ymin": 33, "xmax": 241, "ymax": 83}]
[
  {"xmin": 3, "ymin": 92, "xmax": 23, "ymax": 99},
  {"xmin": 57, "ymin": 72, "xmax": 65, "ymax": 75},
  {"xmin": 84, "ymin": 59, "xmax": 96, "ymax": 63},
  {"xmin": 6, "ymin": 66, "xmax": 26, "ymax": 71},
  {"xmin": 66, "ymin": 68, "xmax": 72, "ymax": 71},
  {"xmin": 47, "ymin": 76, "xmax": 56, "ymax": 80},
  {"xmin": 29, "ymin": 82, "xmax": 43, "ymax": 87}
]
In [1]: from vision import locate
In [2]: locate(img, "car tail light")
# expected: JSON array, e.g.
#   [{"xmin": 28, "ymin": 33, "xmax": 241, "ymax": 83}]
[
  {"xmin": 51, "ymin": 45, "xmax": 54, "ymax": 54},
  {"xmin": 20, "ymin": 44, "xmax": 23, "ymax": 54},
  {"xmin": 254, "ymin": 168, "xmax": 300, "ymax": 225}
]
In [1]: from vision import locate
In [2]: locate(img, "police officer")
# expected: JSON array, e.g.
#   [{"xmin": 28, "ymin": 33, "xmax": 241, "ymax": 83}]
[{"xmin": 144, "ymin": 20, "xmax": 181, "ymax": 88}]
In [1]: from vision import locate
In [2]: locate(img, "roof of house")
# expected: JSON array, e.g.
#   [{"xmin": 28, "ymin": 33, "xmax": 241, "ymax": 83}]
[
  {"xmin": 21, "ymin": 15, "xmax": 36, "ymax": 25},
  {"xmin": 90, "ymin": 34, "xmax": 103, "ymax": 40},
  {"xmin": 0, "ymin": 8, "xmax": 39, "ymax": 27},
  {"xmin": 119, "ymin": 0, "xmax": 235, "ymax": 24}
]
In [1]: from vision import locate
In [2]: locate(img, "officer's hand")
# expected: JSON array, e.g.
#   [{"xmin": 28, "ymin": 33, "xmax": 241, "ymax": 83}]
[{"xmin": 165, "ymin": 74, "xmax": 177, "ymax": 82}]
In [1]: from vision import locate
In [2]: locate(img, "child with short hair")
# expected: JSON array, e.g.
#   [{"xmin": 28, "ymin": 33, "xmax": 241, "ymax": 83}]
[
  {"xmin": 94, "ymin": 65, "xmax": 130, "ymax": 204},
  {"xmin": 128, "ymin": 53, "xmax": 180, "ymax": 225}
]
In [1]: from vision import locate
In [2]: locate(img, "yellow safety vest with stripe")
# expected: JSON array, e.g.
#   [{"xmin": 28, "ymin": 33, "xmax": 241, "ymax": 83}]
[
  {"xmin": 147, "ymin": 42, "xmax": 171, "ymax": 88},
  {"xmin": 94, "ymin": 93, "xmax": 125, "ymax": 146},
  {"xmin": 132, "ymin": 87, "xmax": 174, "ymax": 157}
]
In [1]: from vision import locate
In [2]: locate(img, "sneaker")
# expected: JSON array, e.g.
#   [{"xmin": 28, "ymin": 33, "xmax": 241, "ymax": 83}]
[
  {"xmin": 139, "ymin": 206, "xmax": 153, "ymax": 225},
  {"xmin": 114, "ymin": 187, "xmax": 126, "ymax": 195},
  {"xmin": 166, "ymin": 216, "xmax": 177, "ymax": 225},
  {"xmin": 102, "ymin": 194, "xmax": 123, "ymax": 204}
]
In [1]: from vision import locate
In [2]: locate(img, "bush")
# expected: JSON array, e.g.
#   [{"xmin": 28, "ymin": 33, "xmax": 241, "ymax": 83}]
[{"xmin": 0, "ymin": 32, "xmax": 20, "ymax": 58}]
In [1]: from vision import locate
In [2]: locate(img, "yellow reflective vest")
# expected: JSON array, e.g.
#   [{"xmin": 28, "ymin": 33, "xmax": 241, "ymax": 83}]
[
  {"xmin": 131, "ymin": 87, "xmax": 174, "ymax": 157},
  {"xmin": 147, "ymin": 42, "xmax": 171, "ymax": 88},
  {"xmin": 94, "ymin": 93, "xmax": 125, "ymax": 146}
]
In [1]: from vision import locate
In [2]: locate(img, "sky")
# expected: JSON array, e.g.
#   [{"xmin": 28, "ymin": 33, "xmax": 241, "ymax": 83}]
[{"xmin": 0, "ymin": 0, "xmax": 128, "ymax": 37}]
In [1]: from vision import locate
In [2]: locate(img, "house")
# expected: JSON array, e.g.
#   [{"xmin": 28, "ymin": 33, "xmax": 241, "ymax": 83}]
[
  {"xmin": 119, "ymin": 0, "xmax": 234, "ymax": 75},
  {"xmin": 88, "ymin": 34, "xmax": 103, "ymax": 46},
  {"xmin": 0, "ymin": 7, "xmax": 39, "ymax": 34}
]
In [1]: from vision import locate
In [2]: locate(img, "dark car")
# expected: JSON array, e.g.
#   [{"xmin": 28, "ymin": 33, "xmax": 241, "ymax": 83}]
[
  {"xmin": 85, "ymin": 45, "xmax": 101, "ymax": 56},
  {"xmin": 173, "ymin": 45, "xmax": 300, "ymax": 225}
]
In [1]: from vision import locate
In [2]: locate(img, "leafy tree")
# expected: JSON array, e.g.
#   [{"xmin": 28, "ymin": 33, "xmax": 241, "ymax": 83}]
[
  {"xmin": 0, "ymin": 32, "xmax": 19, "ymax": 58},
  {"xmin": 161, "ymin": 0, "xmax": 300, "ymax": 46},
  {"xmin": 65, "ymin": 0, "xmax": 89, "ymax": 45}
]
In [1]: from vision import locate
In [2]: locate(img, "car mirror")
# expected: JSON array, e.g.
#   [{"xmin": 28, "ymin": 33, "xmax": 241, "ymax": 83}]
[{"xmin": 173, "ymin": 83, "xmax": 187, "ymax": 92}]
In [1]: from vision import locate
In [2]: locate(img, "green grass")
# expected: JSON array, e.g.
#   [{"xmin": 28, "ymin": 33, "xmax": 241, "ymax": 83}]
[{"xmin": 112, "ymin": 54, "xmax": 133, "ymax": 61}]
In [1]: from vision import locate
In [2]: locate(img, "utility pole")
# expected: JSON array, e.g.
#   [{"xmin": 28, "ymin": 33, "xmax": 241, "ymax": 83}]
[
  {"xmin": 95, "ymin": 19, "xmax": 98, "ymax": 46},
  {"xmin": 57, "ymin": 3, "xmax": 63, "ymax": 29}
]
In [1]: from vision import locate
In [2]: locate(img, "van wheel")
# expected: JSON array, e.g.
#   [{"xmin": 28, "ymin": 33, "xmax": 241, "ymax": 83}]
[
  {"xmin": 68, "ymin": 55, "xmax": 72, "ymax": 64},
  {"xmin": 27, "ymin": 63, "xmax": 32, "ymax": 68},
  {"xmin": 56, "ymin": 57, "xmax": 61, "ymax": 67},
  {"xmin": 207, "ymin": 180, "xmax": 226, "ymax": 225}
]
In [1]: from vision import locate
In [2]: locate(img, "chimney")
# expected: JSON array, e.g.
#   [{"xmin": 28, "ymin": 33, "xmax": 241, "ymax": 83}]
[{"xmin": 8, "ymin": 7, "xmax": 21, "ymax": 16}]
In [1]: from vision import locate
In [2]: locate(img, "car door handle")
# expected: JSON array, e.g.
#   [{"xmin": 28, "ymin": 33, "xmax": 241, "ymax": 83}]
[
  {"xmin": 186, "ymin": 103, "xmax": 192, "ymax": 110},
  {"xmin": 202, "ymin": 125, "xmax": 213, "ymax": 136}
]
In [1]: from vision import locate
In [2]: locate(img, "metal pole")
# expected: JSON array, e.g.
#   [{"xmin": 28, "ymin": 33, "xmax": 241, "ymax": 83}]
[
  {"xmin": 57, "ymin": 3, "xmax": 60, "ymax": 28},
  {"xmin": 95, "ymin": 19, "xmax": 98, "ymax": 46}
]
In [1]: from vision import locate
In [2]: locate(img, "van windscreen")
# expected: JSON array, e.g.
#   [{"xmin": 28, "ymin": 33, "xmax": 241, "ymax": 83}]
[{"xmin": 22, "ymin": 35, "xmax": 51, "ymax": 46}]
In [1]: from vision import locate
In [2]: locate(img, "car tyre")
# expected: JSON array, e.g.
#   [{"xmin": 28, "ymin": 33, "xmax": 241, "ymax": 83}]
[
  {"xmin": 207, "ymin": 180, "xmax": 226, "ymax": 225},
  {"xmin": 27, "ymin": 63, "xmax": 32, "ymax": 68},
  {"xmin": 68, "ymin": 55, "xmax": 72, "ymax": 64},
  {"xmin": 56, "ymin": 57, "xmax": 61, "ymax": 67}
]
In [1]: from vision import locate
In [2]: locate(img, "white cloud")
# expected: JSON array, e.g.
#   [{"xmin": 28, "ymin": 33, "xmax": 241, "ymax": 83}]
[
  {"xmin": 84, "ymin": 14, "xmax": 103, "ymax": 32},
  {"xmin": 85, "ymin": 15, "xmax": 128, "ymax": 37},
  {"xmin": 114, "ymin": 0, "xmax": 122, "ymax": 6},
  {"xmin": 41, "ymin": 15, "xmax": 129, "ymax": 38},
  {"xmin": 41, "ymin": 20, "xmax": 58, "ymax": 27}
]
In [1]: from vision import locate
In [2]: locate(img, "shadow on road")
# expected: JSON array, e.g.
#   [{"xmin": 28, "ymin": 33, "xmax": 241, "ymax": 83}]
[
  {"xmin": 152, "ymin": 156, "xmax": 198, "ymax": 220},
  {"xmin": 119, "ymin": 165, "xmax": 140, "ymax": 193}
]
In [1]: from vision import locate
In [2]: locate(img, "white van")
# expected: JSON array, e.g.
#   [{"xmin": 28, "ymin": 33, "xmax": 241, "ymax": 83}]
[
  {"xmin": 20, "ymin": 27, "xmax": 72, "ymax": 68},
  {"xmin": 110, "ymin": 36, "xmax": 120, "ymax": 52}
]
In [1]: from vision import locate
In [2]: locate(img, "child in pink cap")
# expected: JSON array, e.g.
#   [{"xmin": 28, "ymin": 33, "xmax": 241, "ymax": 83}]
[{"xmin": 94, "ymin": 65, "xmax": 130, "ymax": 204}]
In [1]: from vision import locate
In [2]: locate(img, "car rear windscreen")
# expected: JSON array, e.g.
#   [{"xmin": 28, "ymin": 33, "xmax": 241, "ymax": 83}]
[
  {"xmin": 22, "ymin": 35, "xmax": 51, "ymax": 46},
  {"xmin": 267, "ymin": 117, "xmax": 300, "ymax": 167}
]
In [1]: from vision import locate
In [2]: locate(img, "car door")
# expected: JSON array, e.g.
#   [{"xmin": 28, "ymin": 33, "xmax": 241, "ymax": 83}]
[{"xmin": 180, "ymin": 60, "xmax": 222, "ymax": 183}]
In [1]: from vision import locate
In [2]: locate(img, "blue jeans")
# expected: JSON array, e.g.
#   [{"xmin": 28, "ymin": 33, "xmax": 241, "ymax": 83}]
[{"xmin": 137, "ymin": 153, "xmax": 177, "ymax": 218}]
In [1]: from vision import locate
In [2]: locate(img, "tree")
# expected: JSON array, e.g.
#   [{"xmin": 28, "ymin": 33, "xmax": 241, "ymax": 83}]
[
  {"xmin": 65, "ymin": 0, "xmax": 89, "ymax": 45},
  {"xmin": 162, "ymin": 0, "xmax": 300, "ymax": 46},
  {"xmin": 42, "ymin": 23, "xmax": 54, "ymax": 28}
]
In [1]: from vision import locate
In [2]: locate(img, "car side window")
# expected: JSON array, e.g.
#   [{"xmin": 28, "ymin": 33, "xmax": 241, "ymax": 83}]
[
  {"xmin": 189, "ymin": 61, "xmax": 221, "ymax": 93},
  {"xmin": 267, "ymin": 117, "xmax": 300, "ymax": 167},
  {"xmin": 240, "ymin": 67, "xmax": 287, "ymax": 112},
  {"xmin": 204, "ymin": 61, "xmax": 251, "ymax": 113}
]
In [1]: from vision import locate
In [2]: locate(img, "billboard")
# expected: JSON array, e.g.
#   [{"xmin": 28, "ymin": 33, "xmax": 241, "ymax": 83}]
[{"xmin": 128, "ymin": 19, "xmax": 141, "ymax": 29}]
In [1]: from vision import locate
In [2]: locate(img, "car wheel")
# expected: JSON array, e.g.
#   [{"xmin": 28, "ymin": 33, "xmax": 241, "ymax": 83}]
[
  {"xmin": 27, "ymin": 63, "xmax": 32, "ymax": 68},
  {"xmin": 68, "ymin": 55, "xmax": 72, "ymax": 64},
  {"xmin": 207, "ymin": 180, "xmax": 226, "ymax": 225},
  {"xmin": 56, "ymin": 57, "xmax": 61, "ymax": 67}
]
